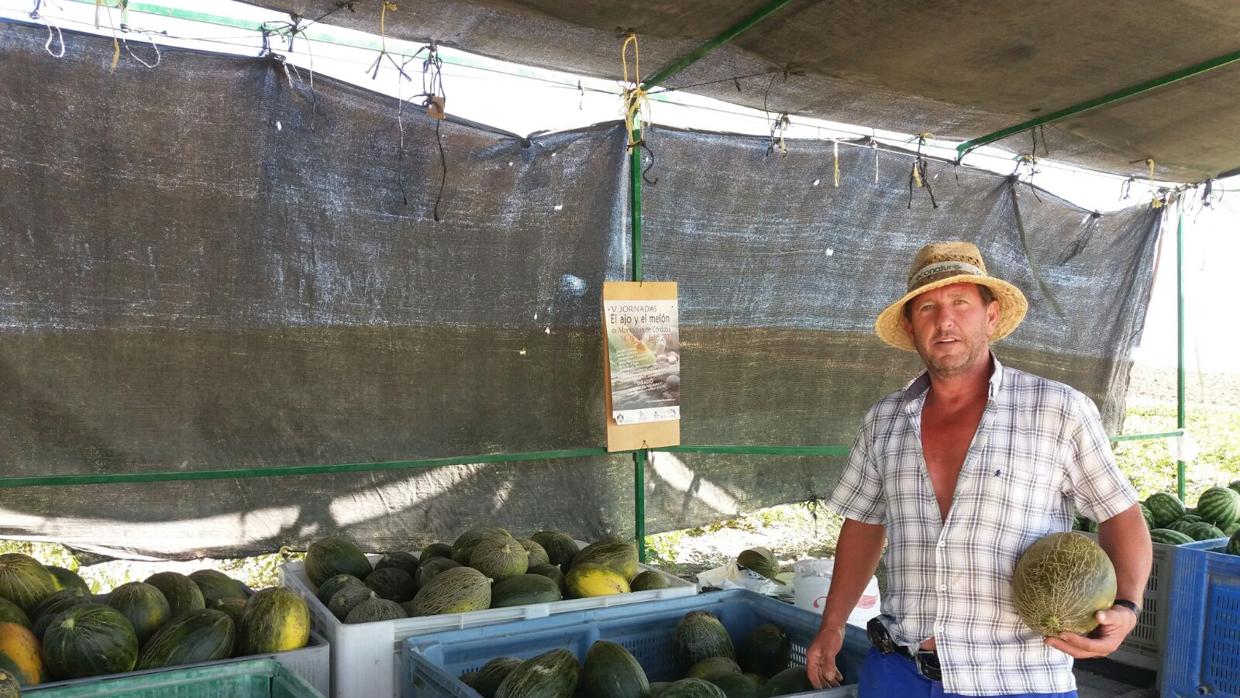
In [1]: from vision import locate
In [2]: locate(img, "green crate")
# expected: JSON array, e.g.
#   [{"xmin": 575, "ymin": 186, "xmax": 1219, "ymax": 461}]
[{"xmin": 24, "ymin": 658, "xmax": 323, "ymax": 698}]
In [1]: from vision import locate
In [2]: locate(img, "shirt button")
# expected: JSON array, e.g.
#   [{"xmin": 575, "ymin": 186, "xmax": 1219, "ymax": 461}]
[
  {"xmin": 938, "ymin": 541, "xmax": 946, "ymax": 548},
  {"xmin": 938, "ymin": 585, "xmax": 947, "ymax": 592}
]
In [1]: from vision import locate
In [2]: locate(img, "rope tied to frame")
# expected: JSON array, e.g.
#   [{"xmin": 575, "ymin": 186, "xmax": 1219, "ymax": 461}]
[
  {"xmin": 621, "ymin": 32, "xmax": 651, "ymax": 148},
  {"xmin": 766, "ymin": 112, "xmax": 790, "ymax": 158},
  {"xmin": 908, "ymin": 132, "xmax": 938, "ymax": 209}
]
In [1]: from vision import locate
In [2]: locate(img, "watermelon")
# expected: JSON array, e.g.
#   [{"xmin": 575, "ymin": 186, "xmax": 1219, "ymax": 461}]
[
  {"xmin": 578, "ymin": 640, "xmax": 649, "ymax": 698},
  {"xmin": 374, "ymin": 551, "xmax": 420, "ymax": 578},
  {"xmin": 491, "ymin": 574, "xmax": 563, "ymax": 608},
  {"xmin": 1151, "ymin": 528, "xmax": 1195, "ymax": 545},
  {"xmin": 1145, "ymin": 493, "xmax": 1186, "ymax": 528},
  {"xmin": 144, "ymin": 572, "xmax": 205, "ymax": 619},
  {"xmin": 738, "ymin": 624, "xmax": 790, "ymax": 677},
  {"xmin": 406, "ymin": 567, "xmax": 491, "ymax": 616},
  {"xmin": 420, "ymin": 543, "xmax": 454, "ymax": 561},
  {"xmin": 0, "ymin": 554, "xmax": 58, "ymax": 614},
  {"xmin": 46, "ymin": 567, "xmax": 91, "ymax": 596},
  {"xmin": 660, "ymin": 678, "xmax": 727, "ymax": 698},
  {"xmin": 0, "ymin": 622, "xmax": 42, "ymax": 685},
  {"xmin": 530, "ymin": 531, "xmax": 580, "ymax": 571},
  {"xmin": 41, "ymin": 603, "xmax": 139, "ymax": 680},
  {"xmin": 566, "ymin": 563, "xmax": 630, "ymax": 598},
  {"xmin": 468, "ymin": 656, "xmax": 522, "ymax": 698},
  {"xmin": 676, "ymin": 611, "xmax": 736, "ymax": 671},
  {"xmin": 305, "ymin": 537, "xmax": 372, "ymax": 588},
  {"xmin": 315, "ymin": 573, "xmax": 366, "ymax": 606},
  {"xmin": 1183, "ymin": 522, "xmax": 1226, "ymax": 541},
  {"xmin": 451, "ymin": 528, "xmax": 513, "ymax": 566},
  {"xmin": 189, "ymin": 570, "xmax": 249, "ymax": 606},
  {"xmin": 1229, "ymin": 480, "xmax": 1240, "ymax": 496},
  {"xmin": 495, "ymin": 648, "xmax": 578, "ymax": 698},
  {"xmin": 344, "ymin": 597, "xmax": 406, "ymax": 624},
  {"xmin": 364, "ymin": 567, "xmax": 416, "ymax": 602},
  {"xmin": 761, "ymin": 666, "xmax": 813, "ymax": 696},
  {"xmin": 1139, "ymin": 505, "xmax": 1155, "ymax": 531},
  {"xmin": 1197, "ymin": 487, "xmax": 1240, "ymax": 528},
  {"xmin": 688, "ymin": 656, "xmax": 742, "ymax": 680},
  {"xmin": 1227, "ymin": 522, "xmax": 1240, "ymax": 537},
  {"xmin": 574, "ymin": 541, "xmax": 639, "ymax": 581},
  {"xmin": 238, "ymin": 587, "xmax": 310, "ymax": 654},
  {"xmin": 137, "ymin": 609, "xmax": 234, "ymax": 669},
  {"xmin": 1011, "ymin": 532, "xmax": 1116, "ymax": 636},
  {"xmin": 469, "ymin": 537, "xmax": 530, "ymax": 581},
  {"xmin": 1228, "ymin": 528, "xmax": 1240, "ymax": 555},
  {"xmin": 0, "ymin": 599, "xmax": 29, "ymax": 629}
]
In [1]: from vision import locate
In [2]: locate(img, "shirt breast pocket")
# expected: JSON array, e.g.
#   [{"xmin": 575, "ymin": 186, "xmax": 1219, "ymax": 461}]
[{"xmin": 993, "ymin": 463, "xmax": 1058, "ymax": 514}]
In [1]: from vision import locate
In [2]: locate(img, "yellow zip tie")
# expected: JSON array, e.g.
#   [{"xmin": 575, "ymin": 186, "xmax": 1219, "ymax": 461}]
[
  {"xmin": 621, "ymin": 33, "xmax": 650, "ymax": 147},
  {"xmin": 833, "ymin": 141, "xmax": 841, "ymax": 187},
  {"xmin": 1145, "ymin": 159, "xmax": 1162, "ymax": 208},
  {"xmin": 912, "ymin": 161, "xmax": 923, "ymax": 188},
  {"xmin": 380, "ymin": 2, "xmax": 397, "ymax": 53},
  {"xmin": 1146, "ymin": 158, "xmax": 1155, "ymax": 181}
]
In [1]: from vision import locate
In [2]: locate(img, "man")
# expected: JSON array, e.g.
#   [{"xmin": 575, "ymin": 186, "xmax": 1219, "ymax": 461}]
[{"xmin": 806, "ymin": 241, "xmax": 1152, "ymax": 697}]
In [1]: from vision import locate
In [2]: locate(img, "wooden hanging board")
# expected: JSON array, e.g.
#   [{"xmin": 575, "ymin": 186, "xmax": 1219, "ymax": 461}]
[{"xmin": 601, "ymin": 281, "xmax": 680, "ymax": 452}]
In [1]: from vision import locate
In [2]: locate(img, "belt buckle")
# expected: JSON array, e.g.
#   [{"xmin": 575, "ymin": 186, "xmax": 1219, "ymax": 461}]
[{"xmin": 914, "ymin": 650, "xmax": 942, "ymax": 681}]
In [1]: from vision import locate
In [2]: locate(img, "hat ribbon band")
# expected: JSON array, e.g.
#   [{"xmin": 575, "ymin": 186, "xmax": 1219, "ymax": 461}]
[{"xmin": 909, "ymin": 260, "xmax": 984, "ymax": 289}]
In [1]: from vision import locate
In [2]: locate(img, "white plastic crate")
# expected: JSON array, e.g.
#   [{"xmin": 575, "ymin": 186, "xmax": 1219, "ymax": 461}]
[
  {"xmin": 281, "ymin": 551, "xmax": 695, "ymax": 698},
  {"xmin": 26, "ymin": 629, "xmax": 330, "ymax": 697}
]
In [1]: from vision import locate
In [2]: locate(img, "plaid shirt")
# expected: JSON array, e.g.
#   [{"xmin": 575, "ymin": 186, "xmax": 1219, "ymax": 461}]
[{"xmin": 827, "ymin": 355, "xmax": 1138, "ymax": 696}]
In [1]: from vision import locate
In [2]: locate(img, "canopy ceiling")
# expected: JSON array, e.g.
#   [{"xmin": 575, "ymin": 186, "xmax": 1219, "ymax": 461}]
[{"xmin": 246, "ymin": 0, "xmax": 1240, "ymax": 182}]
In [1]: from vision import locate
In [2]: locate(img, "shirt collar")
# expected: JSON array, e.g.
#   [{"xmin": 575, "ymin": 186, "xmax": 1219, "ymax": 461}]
[{"xmin": 901, "ymin": 353, "xmax": 1004, "ymax": 404}]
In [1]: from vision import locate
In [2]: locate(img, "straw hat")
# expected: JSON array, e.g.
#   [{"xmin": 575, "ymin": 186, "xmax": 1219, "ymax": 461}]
[{"xmin": 874, "ymin": 241, "xmax": 1028, "ymax": 351}]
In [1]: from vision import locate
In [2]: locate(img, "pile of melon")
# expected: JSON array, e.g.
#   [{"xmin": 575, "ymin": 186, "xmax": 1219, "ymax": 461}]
[
  {"xmin": 1074, "ymin": 483, "xmax": 1240, "ymax": 547},
  {"xmin": 305, "ymin": 528, "xmax": 677, "ymax": 624},
  {"xmin": 0, "ymin": 552, "xmax": 309, "ymax": 688},
  {"xmin": 457, "ymin": 609, "xmax": 814, "ymax": 698}
]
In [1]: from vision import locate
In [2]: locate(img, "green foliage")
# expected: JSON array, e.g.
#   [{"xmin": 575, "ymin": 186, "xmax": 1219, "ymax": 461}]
[{"xmin": 1115, "ymin": 404, "xmax": 1240, "ymax": 502}]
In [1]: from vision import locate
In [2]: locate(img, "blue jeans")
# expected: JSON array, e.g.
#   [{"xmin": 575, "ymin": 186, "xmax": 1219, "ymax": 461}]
[{"xmin": 857, "ymin": 648, "xmax": 1078, "ymax": 698}]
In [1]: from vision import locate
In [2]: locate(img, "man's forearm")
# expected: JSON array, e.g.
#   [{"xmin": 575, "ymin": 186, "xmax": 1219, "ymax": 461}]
[
  {"xmin": 1097, "ymin": 503, "xmax": 1153, "ymax": 604},
  {"xmin": 819, "ymin": 518, "xmax": 886, "ymax": 631}
]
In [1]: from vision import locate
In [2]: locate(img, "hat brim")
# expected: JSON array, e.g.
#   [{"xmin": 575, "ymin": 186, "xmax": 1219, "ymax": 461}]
[{"xmin": 874, "ymin": 276, "xmax": 1028, "ymax": 351}]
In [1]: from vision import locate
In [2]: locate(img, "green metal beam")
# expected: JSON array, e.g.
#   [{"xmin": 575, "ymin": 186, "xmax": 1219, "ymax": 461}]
[
  {"xmin": 1176, "ymin": 206, "xmax": 1187, "ymax": 501},
  {"xmin": 661, "ymin": 445, "xmax": 851, "ymax": 457},
  {"xmin": 640, "ymin": 0, "xmax": 796, "ymax": 90},
  {"xmin": 0, "ymin": 448, "xmax": 612, "ymax": 489},
  {"xmin": 1110, "ymin": 430, "xmax": 1184, "ymax": 444},
  {"xmin": 629, "ymin": 114, "xmax": 647, "ymax": 561},
  {"xmin": 956, "ymin": 46, "xmax": 1240, "ymax": 160}
]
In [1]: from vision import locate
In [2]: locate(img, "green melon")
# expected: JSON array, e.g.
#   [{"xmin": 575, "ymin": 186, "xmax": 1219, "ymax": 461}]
[
  {"xmin": 144, "ymin": 572, "xmax": 205, "ymax": 619},
  {"xmin": 212, "ymin": 598, "xmax": 248, "ymax": 628},
  {"xmin": 517, "ymin": 539, "xmax": 551, "ymax": 569},
  {"xmin": 0, "ymin": 554, "xmax": 58, "ymax": 615},
  {"xmin": 238, "ymin": 587, "xmax": 310, "ymax": 654},
  {"xmin": 1197, "ymin": 487, "xmax": 1240, "ymax": 528},
  {"xmin": 736, "ymin": 548, "xmax": 784, "ymax": 584},
  {"xmin": 469, "ymin": 656, "xmax": 522, "ymax": 698},
  {"xmin": 661, "ymin": 678, "xmax": 727, "ymax": 698},
  {"xmin": 406, "ymin": 566, "xmax": 491, "ymax": 617},
  {"xmin": 676, "ymin": 611, "xmax": 736, "ymax": 671},
  {"xmin": 189, "ymin": 570, "xmax": 249, "ymax": 607},
  {"xmin": 1011, "ymin": 532, "xmax": 1116, "ymax": 636},
  {"xmin": 0, "ymin": 669, "xmax": 17, "ymax": 698},
  {"xmin": 1146, "ymin": 493, "xmax": 1186, "ymax": 528},
  {"xmin": 1178, "ymin": 513, "xmax": 1204, "ymax": 524},
  {"xmin": 469, "ymin": 537, "xmax": 529, "ymax": 581},
  {"xmin": 1228, "ymin": 528, "xmax": 1240, "ymax": 555},
  {"xmin": 1151, "ymin": 528, "xmax": 1195, "ymax": 545},
  {"xmin": 305, "ymin": 537, "xmax": 372, "ymax": 587},
  {"xmin": 709, "ymin": 673, "xmax": 762, "ymax": 698},
  {"xmin": 0, "ymin": 623, "xmax": 42, "ymax": 685},
  {"xmin": 46, "ymin": 567, "xmax": 91, "ymax": 596},
  {"xmin": 365, "ymin": 567, "xmax": 416, "ymax": 603},
  {"xmin": 530, "ymin": 531, "xmax": 580, "ymax": 571},
  {"xmin": 651, "ymin": 682, "xmax": 673, "ymax": 697},
  {"xmin": 738, "ymin": 624, "xmax": 790, "ymax": 677},
  {"xmin": 420, "ymin": 543, "xmax": 454, "ymax": 561},
  {"xmin": 110, "ymin": 582, "xmax": 175, "ymax": 645},
  {"xmin": 136, "ymin": 609, "xmax": 234, "ymax": 669},
  {"xmin": 573, "ymin": 541, "xmax": 638, "ymax": 581},
  {"xmin": 30, "ymin": 590, "xmax": 90, "ymax": 641},
  {"xmin": 631, "ymin": 570, "xmax": 675, "ymax": 591},
  {"xmin": 315, "ymin": 573, "xmax": 366, "ymax": 606},
  {"xmin": 345, "ymin": 597, "xmax": 406, "ymax": 624},
  {"xmin": 414, "ymin": 557, "xmax": 462, "ymax": 591},
  {"xmin": 760, "ymin": 666, "xmax": 812, "ymax": 697},
  {"xmin": 41, "ymin": 603, "xmax": 139, "ymax": 680},
  {"xmin": 578, "ymin": 640, "xmax": 649, "ymax": 698},
  {"xmin": 327, "ymin": 584, "xmax": 375, "ymax": 622},
  {"xmin": 0, "ymin": 599, "xmax": 29, "ymax": 629},
  {"xmin": 1167, "ymin": 519, "xmax": 1199, "ymax": 536},
  {"xmin": 495, "ymin": 648, "xmax": 578, "ymax": 698},
  {"xmin": 375, "ymin": 551, "xmax": 421, "ymax": 578},
  {"xmin": 528, "ymin": 564, "xmax": 566, "ymax": 593},
  {"xmin": 490, "ymin": 574, "xmax": 562, "ymax": 608},
  {"xmin": 688, "ymin": 656, "xmax": 742, "ymax": 680},
  {"xmin": 451, "ymin": 528, "xmax": 513, "ymax": 565}
]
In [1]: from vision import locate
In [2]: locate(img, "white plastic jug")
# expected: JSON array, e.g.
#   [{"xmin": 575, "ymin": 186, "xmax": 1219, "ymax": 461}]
[{"xmin": 792, "ymin": 558, "xmax": 881, "ymax": 626}]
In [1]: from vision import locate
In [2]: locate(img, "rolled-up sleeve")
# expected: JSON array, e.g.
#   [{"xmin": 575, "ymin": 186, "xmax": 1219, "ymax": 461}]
[
  {"xmin": 827, "ymin": 409, "xmax": 887, "ymax": 525},
  {"xmin": 1064, "ymin": 392, "xmax": 1139, "ymax": 522}
]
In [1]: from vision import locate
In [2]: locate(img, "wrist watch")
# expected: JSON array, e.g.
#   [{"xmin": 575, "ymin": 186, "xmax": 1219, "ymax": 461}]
[{"xmin": 1113, "ymin": 598, "xmax": 1141, "ymax": 615}]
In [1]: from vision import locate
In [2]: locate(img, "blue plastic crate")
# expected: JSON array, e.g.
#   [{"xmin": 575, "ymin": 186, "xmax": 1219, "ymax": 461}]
[
  {"xmin": 403, "ymin": 589, "xmax": 869, "ymax": 698},
  {"xmin": 1162, "ymin": 539, "xmax": 1240, "ymax": 697}
]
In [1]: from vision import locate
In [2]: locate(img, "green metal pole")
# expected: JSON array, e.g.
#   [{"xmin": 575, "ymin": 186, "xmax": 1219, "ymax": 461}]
[
  {"xmin": 956, "ymin": 46, "xmax": 1240, "ymax": 160},
  {"xmin": 1177, "ymin": 206, "xmax": 1187, "ymax": 501},
  {"xmin": 629, "ymin": 114, "xmax": 647, "ymax": 561},
  {"xmin": 640, "ymin": 0, "xmax": 795, "ymax": 90}
]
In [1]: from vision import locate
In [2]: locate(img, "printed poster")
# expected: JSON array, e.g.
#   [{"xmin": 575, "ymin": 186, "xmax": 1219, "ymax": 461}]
[{"xmin": 603, "ymin": 295, "xmax": 680, "ymax": 425}]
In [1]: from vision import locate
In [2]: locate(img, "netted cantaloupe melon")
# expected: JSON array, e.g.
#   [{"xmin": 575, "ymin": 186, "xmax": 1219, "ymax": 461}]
[{"xmin": 1011, "ymin": 532, "xmax": 1116, "ymax": 636}]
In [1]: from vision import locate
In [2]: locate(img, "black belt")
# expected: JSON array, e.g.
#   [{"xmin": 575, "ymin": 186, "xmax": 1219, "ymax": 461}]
[{"xmin": 866, "ymin": 617, "xmax": 942, "ymax": 682}]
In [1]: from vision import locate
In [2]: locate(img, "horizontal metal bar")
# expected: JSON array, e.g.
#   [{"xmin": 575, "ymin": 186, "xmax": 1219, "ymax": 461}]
[
  {"xmin": 659, "ymin": 445, "xmax": 851, "ymax": 457},
  {"xmin": 641, "ymin": 0, "xmax": 795, "ymax": 90},
  {"xmin": 956, "ymin": 47, "xmax": 1240, "ymax": 159},
  {"xmin": 1110, "ymin": 430, "xmax": 1184, "ymax": 443},
  {"xmin": 0, "ymin": 448, "xmax": 613, "ymax": 489}
]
